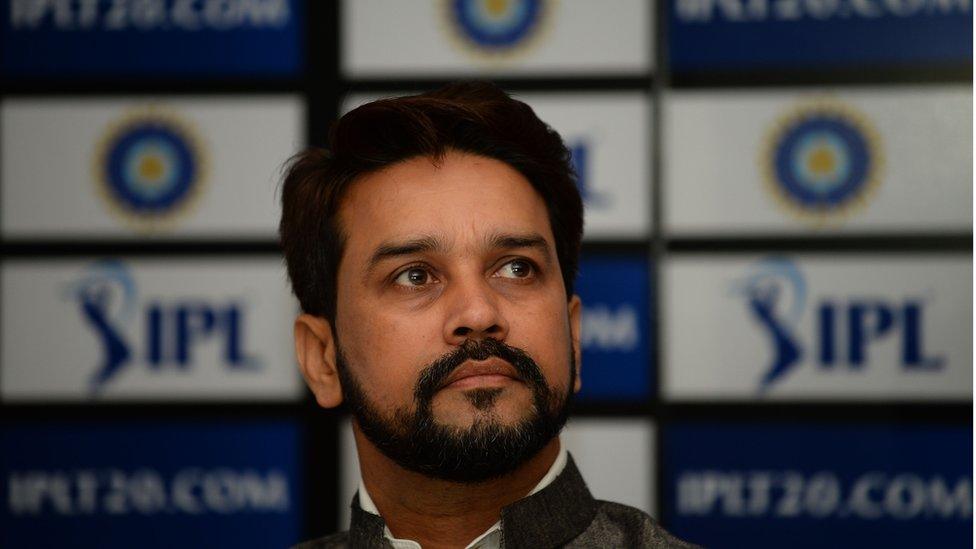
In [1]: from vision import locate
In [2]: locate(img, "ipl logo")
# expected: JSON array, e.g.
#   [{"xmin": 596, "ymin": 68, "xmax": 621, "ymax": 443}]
[
  {"xmin": 569, "ymin": 140, "xmax": 609, "ymax": 209},
  {"xmin": 737, "ymin": 257, "xmax": 943, "ymax": 391},
  {"xmin": 762, "ymin": 102, "xmax": 882, "ymax": 225},
  {"xmin": 95, "ymin": 109, "xmax": 206, "ymax": 231},
  {"xmin": 736, "ymin": 257, "xmax": 806, "ymax": 389},
  {"xmin": 65, "ymin": 260, "xmax": 137, "ymax": 391},
  {"xmin": 65, "ymin": 261, "xmax": 260, "ymax": 394}
]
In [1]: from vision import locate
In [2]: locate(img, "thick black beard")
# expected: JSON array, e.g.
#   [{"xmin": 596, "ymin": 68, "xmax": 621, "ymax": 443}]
[{"xmin": 336, "ymin": 338, "xmax": 574, "ymax": 483}]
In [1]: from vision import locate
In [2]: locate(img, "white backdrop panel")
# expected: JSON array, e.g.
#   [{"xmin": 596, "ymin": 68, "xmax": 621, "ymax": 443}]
[
  {"xmin": 664, "ymin": 86, "xmax": 972, "ymax": 234},
  {"xmin": 1, "ymin": 258, "xmax": 302, "ymax": 401},
  {"xmin": 1, "ymin": 96, "xmax": 303, "ymax": 239},
  {"xmin": 342, "ymin": 0, "xmax": 652, "ymax": 77},
  {"xmin": 663, "ymin": 254, "xmax": 972, "ymax": 400}
]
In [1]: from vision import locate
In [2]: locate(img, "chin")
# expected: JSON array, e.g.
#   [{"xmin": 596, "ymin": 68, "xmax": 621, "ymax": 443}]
[{"xmin": 434, "ymin": 387, "xmax": 535, "ymax": 426}]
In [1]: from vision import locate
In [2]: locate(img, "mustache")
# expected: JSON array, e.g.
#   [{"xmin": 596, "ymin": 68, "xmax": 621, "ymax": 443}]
[{"xmin": 413, "ymin": 339, "xmax": 548, "ymax": 403}]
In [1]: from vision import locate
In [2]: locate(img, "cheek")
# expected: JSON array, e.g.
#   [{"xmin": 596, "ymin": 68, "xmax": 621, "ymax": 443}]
[
  {"xmin": 508, "ymin": 302, "xmax": 573, "ymax": 385},
  {"xmin": 336, "ymin": 302, "xmax": 443, "ymax": 404}
]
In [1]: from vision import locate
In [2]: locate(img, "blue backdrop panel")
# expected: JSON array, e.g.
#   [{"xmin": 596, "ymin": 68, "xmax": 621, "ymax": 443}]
[
  {"xmin": 2, "ymin": 0, "xmax": 303, "ymax": 78},
  {"xmin": 663, "ymin": 423, "xmax": 972, "ymax": 548},
  {"xmin": 575, "ymin": 254, "xmax": 652, "ymax": 401},
  {"xmin": 0, "ymin": 420, "xmax": 302, "ymax": 548},
  {"xmin": 669, "ymin": 0, "xmax": 972, "ymax": 72}
]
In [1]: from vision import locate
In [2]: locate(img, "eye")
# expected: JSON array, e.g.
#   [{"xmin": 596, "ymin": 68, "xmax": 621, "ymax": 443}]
[
  {"xmin": 394, "ymin": 267, "xmax": 434, "ymax": 287},
  {"xmin": 495, "ymin": 259, "xmax": 534, "ymax": 279}
]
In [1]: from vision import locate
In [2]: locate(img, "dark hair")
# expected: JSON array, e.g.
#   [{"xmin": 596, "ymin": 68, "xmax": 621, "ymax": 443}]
[{"xmin": 279, "ymin": 81, "xmax": 584, "ymax": 319}]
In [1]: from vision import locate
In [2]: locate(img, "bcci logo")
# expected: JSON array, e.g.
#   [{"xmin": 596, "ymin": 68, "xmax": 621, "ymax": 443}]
[
  {"xmin": 445, "ymin": 0, "xmax": 548, "ymax": 56},
  {"xmin": 762, "ymin": 102, "xmax": 882, "ymax": 225},
  {"xmin": 94, "ymin": 109, "xmax": 206, "ymax": 231}
]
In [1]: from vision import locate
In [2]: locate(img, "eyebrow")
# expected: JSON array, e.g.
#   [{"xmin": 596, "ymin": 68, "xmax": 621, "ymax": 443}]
[
  {"xmin": 487, "ymin": 232, "xmax": 553, "ymax": 264},
  {"xmin": 366, "ymin": 235, "xmax": 444, "ymax": 276}
]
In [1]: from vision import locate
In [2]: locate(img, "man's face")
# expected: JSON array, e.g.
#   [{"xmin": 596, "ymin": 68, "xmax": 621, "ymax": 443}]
[{"xmin": 332, "ymin": 151, "xmax": 581, "ymax": 481}]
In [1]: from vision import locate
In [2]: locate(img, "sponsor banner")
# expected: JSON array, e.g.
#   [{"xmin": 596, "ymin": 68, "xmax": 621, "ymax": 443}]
[
  {"xmin": 341, "ymin": 0, "xmax": 652, "ymax": 77},
  {"xmin": 1, "ymin": 258, "xmax": 302, "ymax": 401},
  {"xmin": 662, "ymin": 254, "xmax": 972, "ymax": 400},
  {"xmin": 1, "ymin": 96, "xmax": 303, "ymax": 239},
  {"xmin": 344, "ymin": 92, "xmax": 652, "ymax": 240},
  {"xmin": 339, "ymin": 417, "xmax": 655, "ymax": 526},
  {"xmin": 0, "ymin": 420, "xmax": 302, "ymax": 548},
  {"xmin": 576, "ymin": 254, "xmax": 652, "ymax": 401},
  {"xmin": 663, "ymin": 423, "xmax": 972, "ymax": 548},
  {"xmin": 2, "ymin": 0, "xmax": 302, "ymax": 78},
  {"xmin": 669, "ymin": 0, "xmax": 972, "ymax": 72},
  {"xmin": 663, "ymin": 86, "xmax": 971, "ymax": 235}
]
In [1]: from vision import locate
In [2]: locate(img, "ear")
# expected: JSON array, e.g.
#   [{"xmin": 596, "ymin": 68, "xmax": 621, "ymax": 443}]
[
  {"xmin": 294, "ymin": 314, "xmax": 343, "ymax": 408},
  {"xmin": 568, "ymin": 294, "xmax": 583, "ymax": 393}
]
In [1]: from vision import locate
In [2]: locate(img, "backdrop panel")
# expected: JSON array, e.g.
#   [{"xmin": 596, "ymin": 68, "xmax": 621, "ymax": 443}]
[
  {"xmin": 1, "ymin": 96, "xmax": 304, "ymax": 239},
  {"xmin": 575, "ymin": 253, "xmax": 652, "ymax": 402},
  {"xmin": 663, "ymin": 423, "xmax": 972, "ymax": 548},
  {"xmin": 668, "ymin": 0, "xmax": 972, "ymax": 72},
  {"xmin": 0, "ymin": 419, "xmax": 303, "ymax": 549},
  {"xmin": 663, "ymin": 254, "xmax": 971, "ymax": 400},
  {"xmin": 341, "ymin": 0, "xmax": 652, "ymax": 77},
  {"xmin": 664, "ymin": 86, "xmax": 971, "ymax": 235},
  {"xmin": 1, "ymin": 0, "xmax": 304, "ymax": 78},
  {"xmin": 1, "ymin": 258, "xmax": 302, "ymax": 402}
]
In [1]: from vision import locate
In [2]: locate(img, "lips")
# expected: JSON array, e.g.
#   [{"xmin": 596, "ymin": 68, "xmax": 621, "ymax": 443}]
[{"xmin": 439, "ymin": 358, "xmax": 521, "ymax": 389}]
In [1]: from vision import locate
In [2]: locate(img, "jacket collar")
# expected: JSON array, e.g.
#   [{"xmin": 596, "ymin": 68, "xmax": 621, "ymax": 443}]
[
  {"xmin": 348, "ymin": 502, "xmax": 389, "ymax": 547},
  {"xmin": 347, "ymin": 454, "xmax": 598, "ymax": 549},
  {"xmin": 499, "ymin": 455, "xmax": 598, "ymax": 549}
]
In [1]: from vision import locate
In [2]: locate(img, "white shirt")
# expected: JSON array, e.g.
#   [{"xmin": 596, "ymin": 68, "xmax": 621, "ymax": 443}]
[{"xmin": 357, "ymin": 443, "xmax": 569, "ymax": 549}]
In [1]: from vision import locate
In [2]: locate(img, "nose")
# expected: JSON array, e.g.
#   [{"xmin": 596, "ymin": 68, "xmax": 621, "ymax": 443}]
[{"xmin": 443, "ymin": 276, "xmax": 509, "ymax": 345}]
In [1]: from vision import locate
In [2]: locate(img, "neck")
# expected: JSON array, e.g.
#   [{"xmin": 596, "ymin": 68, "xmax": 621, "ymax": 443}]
[{"xmin": 354, "ymin": 425, "xmax": 561, "ymax": 549}]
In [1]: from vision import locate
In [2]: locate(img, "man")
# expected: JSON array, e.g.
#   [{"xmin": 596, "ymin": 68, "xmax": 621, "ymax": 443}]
[{"xmin": 280, "ymin": 82, "xmax": 695, "ymax": 548}]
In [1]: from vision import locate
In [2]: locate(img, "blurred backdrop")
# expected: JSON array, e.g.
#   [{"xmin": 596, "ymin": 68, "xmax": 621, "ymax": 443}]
[{"xmin": 0, "ymin": 0, "xmax": 972, "ymax": 547}]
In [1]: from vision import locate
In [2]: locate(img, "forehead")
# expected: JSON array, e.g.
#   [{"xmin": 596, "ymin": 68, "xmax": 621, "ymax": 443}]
[{"xmin": 337, "ymin": 152, "xmax": 554, "ymax": 258}]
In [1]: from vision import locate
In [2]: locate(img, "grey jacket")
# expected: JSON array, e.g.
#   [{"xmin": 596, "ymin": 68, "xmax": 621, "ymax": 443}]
[{"xmin": 293, "ymin": 455, "xmax": 699, "ymax": 548}]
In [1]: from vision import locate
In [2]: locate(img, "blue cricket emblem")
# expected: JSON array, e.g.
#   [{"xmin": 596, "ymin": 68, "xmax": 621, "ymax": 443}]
[
  {"xmin": 449, "ymin": 0, "xmax": 544, "ymax": 51},
  {"xmin": 763, "ymin": 104, "xmax": 881, "ymax": 222},
  {"xmin": 100, "ymin": 115, "xmax": 201, "ymax": 218}
]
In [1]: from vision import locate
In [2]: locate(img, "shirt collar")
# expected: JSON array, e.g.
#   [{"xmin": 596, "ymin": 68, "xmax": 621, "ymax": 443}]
[{"xmin": 356, "ymin": 442, "xmax": 569, "ymax": 548}]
